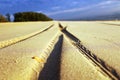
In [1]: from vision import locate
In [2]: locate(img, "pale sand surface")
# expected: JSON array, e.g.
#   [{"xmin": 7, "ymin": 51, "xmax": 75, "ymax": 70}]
[
  {"xmin": 38, "ymin": 34, "xmax": 110, "ymax": 80},
  {"xmin": 60, "ymin": 21, "xmax": 120, "ymax": 76},
  {"xmin": 0, "ymin": 21, "xmax": 120, "ymax": 80},
  {"xmin": 0, "ymin": 22, "xmax": 58, "ymax": 80},
  {"xmin": 0, "ymin": 22, "xmax": 53, "ymax": 41},
  {"xmin": 101, "ymin": 21, "xmax": 120, "ymax": 26},
  {"xmin": 60, "ymin": 36, "xmax": 110, "ymax": 80}
]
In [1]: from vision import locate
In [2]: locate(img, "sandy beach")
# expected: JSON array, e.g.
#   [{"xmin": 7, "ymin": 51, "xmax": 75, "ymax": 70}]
[{"xmin": 0, "ymin": 21, "xmax": 120, "ymax": 80}]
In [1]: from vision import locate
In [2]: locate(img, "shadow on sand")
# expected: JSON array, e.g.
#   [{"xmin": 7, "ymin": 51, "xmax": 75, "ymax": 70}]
[
  {"xmin": 58, "ymin": 23, "xmax": 80, "ymax": 43},
  {"xmin": 38, "ymin": 35, "xmax": 63, "ymax": 80}
]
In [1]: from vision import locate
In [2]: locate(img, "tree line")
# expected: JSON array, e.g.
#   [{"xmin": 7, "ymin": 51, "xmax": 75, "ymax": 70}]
[
  {"xmin": 0, "ymin": 12, "xmax": 53, "ymax": 22},
  {"xmin": 14, "ymin": 12, "xmax": 53, "ymax": 22},
  {"xmin": 0, "ymin": 14, "xmax": 9, "ymax": 22}
]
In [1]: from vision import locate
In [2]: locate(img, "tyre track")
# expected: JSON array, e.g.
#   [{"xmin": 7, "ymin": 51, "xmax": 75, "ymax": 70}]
[
  {"xmin": 101, "ymin": 23, "xmax": 120, "ymax": 26},
  {"xmin": 31, "ymin": 32, "xmax": 62, "ymax": 79},
  {"xmin": 32, "ymin": 32, "xmax": 61, "ymax": 65},
  {"xmin": 38, "ymin": 34, "xmax": 63, "ymax": 80},
  {"xmin": 59, "ymin": 23, "xmax": 120, "ymax": 80},
  {"xmin": 32, "ymin": 34, "xmax": 63, "ymax": 80},
  {"xmin": 0, "ymin": 24, "xmax": 54, "ymax": 49}
]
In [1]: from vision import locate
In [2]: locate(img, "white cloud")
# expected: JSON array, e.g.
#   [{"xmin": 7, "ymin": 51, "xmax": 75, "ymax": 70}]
[
  {"xmin": 36, "ymin": 11, "xmax": 43, "ymax": 13},
  {"xmin": 98, "ymin": 0, "xmax": 120, "ymax": 9},
  {"xmin": 46, "ymin": 1, "xmax": 118, "ymax": 16},
  {"xmin": 97, "ymin": 1, "xmax": 113, "ymax": 6},
  {"xmin": 72, "ymin": 1, "xmax": 79, "ymax": 5},
  {"xmin": 47, "ymin": 6, "xmax": 91, "ymax": 16},
  {"xmin": 51, "ymin": 6, "xmax": 61, "ymax": 10}
]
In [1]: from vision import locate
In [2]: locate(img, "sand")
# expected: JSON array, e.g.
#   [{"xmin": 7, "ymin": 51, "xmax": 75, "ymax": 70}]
[
  {"xmin": 60, "ymin": 21, "xmax": 120, "ymax": 78},
  {"xmin": 0, "ymin": 21, "xmax": 120, "ymax": 80}
]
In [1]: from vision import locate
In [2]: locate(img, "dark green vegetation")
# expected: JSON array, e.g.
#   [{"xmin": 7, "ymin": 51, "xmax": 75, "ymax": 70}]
[
  {"xmin": 14, "ymin": 12, "xmax": 53, "ymax": 22},
  {"xmin": 0, "ymin": 14, "xmax": 8, "ymax": 22}
]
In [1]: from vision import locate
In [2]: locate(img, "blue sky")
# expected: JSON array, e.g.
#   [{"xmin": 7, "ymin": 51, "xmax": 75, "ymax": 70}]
[{"xmin": 0, "ymin": 0, "xmax": 120, "ymax": 20}]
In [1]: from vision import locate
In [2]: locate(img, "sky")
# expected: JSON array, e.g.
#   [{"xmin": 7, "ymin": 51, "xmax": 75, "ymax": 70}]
[{"xmin": 0, "ymin": 0, "xmax": 120, "ymax": 20}]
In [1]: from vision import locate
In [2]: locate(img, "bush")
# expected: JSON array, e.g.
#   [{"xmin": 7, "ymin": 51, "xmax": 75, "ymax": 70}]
[
  {"xmin": 14, "ymin": 12, "xmax": 53, "ymax": 22},
  {"xmin": 0, "ymin": 14, "xmax": 8, "ymax": 22}
]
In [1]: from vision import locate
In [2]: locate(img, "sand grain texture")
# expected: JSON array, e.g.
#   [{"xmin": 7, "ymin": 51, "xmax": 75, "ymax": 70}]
[{"xmin": 0, "ymin": 21, "xmax": 120, "ymax": 80}]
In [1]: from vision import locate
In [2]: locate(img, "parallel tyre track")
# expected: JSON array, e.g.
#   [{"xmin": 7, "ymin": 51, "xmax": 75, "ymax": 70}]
[
  {"xmin": 0, "ymin": 24, "xmax": 54, "ymax": 49},
  {"xmin": 38, "ymin": 34, "xmax": 63, "ymax": 80},
  {"xmin": 75, "ymin": 43, "xmax": 120, "ymax": 80},
  {"xmin": 101, "ymin": 23, "xmax": 120, "ymax": 26},
  {"xmin": 59, "ymin": 23, "xmax": 120, "ymax": 80}
]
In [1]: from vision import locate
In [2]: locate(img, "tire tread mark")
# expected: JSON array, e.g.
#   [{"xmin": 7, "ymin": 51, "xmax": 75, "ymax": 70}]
[
  {"xmin": 59, "ymin": 23, "xmax": 120, "ymax": 80},
  {"xmin": 0, "ymin": 24, "xmax": 54, "ymax": 49}
]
